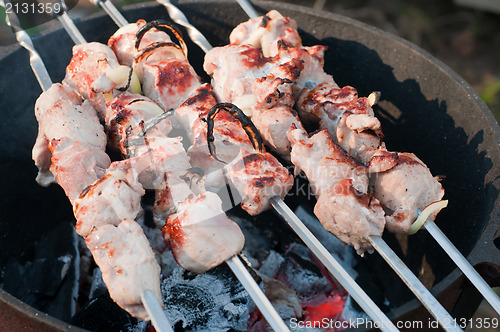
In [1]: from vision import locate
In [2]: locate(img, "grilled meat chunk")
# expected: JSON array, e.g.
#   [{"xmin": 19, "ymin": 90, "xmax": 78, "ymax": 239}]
[{"xmin": 288, "ymin": 127, "xmax": 385, "ymax": 253}]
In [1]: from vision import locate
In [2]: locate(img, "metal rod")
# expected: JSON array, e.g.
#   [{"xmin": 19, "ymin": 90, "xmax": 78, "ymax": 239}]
[
  {"xmin": 57, "ymin": 11, "xmax": 87, "ymax": 44},
  {"xmin": 98, "ymin": 0, "xmax": 129, "ymax": 27},
  {"xmin": 0, "ymin": 0, "xmax": 52, "ymax": 91},
  {"xmin": 425, "ymin": 220, "xmax": 500, "ymax": 314},
  {"xmin": 141, "ymin": 290, "xmax": 174, "ymax": 332},
  {"xmin": 368, "ymin": 236, "xmax": 463, "ymax": 332},
  {"xmin": 236, "ymin": 0, "xmax": 259, "ymax": 18},
  {"xmin": 226, "ymin": 255, "xmax": 290, "ymax": 332},
  {"xmin": 271, "ymin": 197, "xmax": 398, "ymax": 332}
]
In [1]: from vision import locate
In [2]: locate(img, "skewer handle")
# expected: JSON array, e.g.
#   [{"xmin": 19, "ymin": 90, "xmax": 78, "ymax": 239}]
[
  {"xmin": 56, "ymin": 10, "xmax": 87, "ymax": 44},
  {"xmin": 0, "ymin": 0, "xmax": 52, "ymax": 91},
  {"xmin": 368, "ymin": 235, "xmax": 463, "ymax": 332},
  {"xmin": 226, "ymin": 255, "xmax": 290, "ymax": 332},
  {"xmin": 155, "ymin": 0, "xmax": 213, "ymax": 52},
  {"xmin": 271, "ymin": 197, "xmax": 398, "ymax": 332},
  {"xmin": 95, "ymin": 0, "xmax": 129, "ymax": 27},
  {"xmin": 141, "ymin": 290, "xmax": 174, "ymax": 332},
  {"xmin": 425, "ymin": 220, "xmax": 500, "ymax": 314},
  {"xmin": 236, "ymin": 0, "xmax": 259, "ymax": 18}
]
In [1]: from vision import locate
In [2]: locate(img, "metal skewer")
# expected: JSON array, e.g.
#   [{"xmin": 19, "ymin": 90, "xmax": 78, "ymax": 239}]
[
  {"xmin": 228, "ymin": 1, "xmax": 466, "ymax": 331},
  {"xmin": 55, "ymin": 2, "xmax": 86, "ymax": 44},
  {"xmin": 424, "ymin": 220, "xmax": 500, "ymax": 314},
  {"xmin": 1, "ymin": 3, "xmax": 174, "ymax": 331},
  {"xmin": 237, "ymin": 0, "xmax": 500, "ymax": 320},
  {"xmin": 155, "ymin": 0, "xmax": 212, "ymax": 53},
  {"xmin": 98, "ymin": 1, "xmax": 399, "ymax": 331},
  {"xmin": 226, "ymin": 256, "xmax": 290, "ymax": 332},
  {"xmin": 92, "ymin": 0, "xmax": 129, "ymax": 27}
]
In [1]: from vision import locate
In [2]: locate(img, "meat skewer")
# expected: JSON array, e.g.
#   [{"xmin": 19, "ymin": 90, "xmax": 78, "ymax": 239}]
[
  {"xmin": 1, "ymin": 4, "xmax": 173, "ymax": 331},
  {"xmin": 100, "ymin": 3, "xmax": 398, "ymax": 330},
  {"xmin": 233, "ymin": 0, "xmax": 500, "ymax": 317},
  {"xmin": 56, "ymin": 8, "xmax": 291, "ymax": 331},
  {"xmin": 201, "ymin": 4, "xmax": 463, "ymax": 331}
]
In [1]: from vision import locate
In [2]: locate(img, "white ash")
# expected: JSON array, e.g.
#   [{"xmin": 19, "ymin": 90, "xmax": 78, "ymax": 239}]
[
  {"xmin": 160, "ymin": 265, "xmax": 253, "ymax": 331},
  {"xmin": 258, "ymin": 250, "xmax": 285, "ymax": 278},
  {"xmin": 339, "ymin": 296, "xmax": 370, "ymax": 323}
]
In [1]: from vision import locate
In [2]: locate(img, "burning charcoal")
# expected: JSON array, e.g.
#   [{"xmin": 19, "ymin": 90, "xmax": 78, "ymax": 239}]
[
  {"xmin": 70, "ymin": 292, "xmax": 139, "ymax": 332},
  {"xmin": 162, "ymin": 264, "xmax": 252, "ymax": 331}
]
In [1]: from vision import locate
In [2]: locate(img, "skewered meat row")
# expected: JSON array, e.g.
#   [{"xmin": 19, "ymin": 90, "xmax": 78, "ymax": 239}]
[
  {"xmin": 61, "ymin": 34, "xmax": 245, "ymax": 273},
  {"xmin": 32, "ymin": 83, "xmax": 162, "ymax": 320},
  {"xmin": 108, "ymin": 20, "xmax": 294, "ymax": 216},
  {"xmin": 204, "ymin": 32, "xmax": 386, "ymax": 253},
  {"xmin": 229, "ymin": 10, "xmax": 445, "ymax": 234}
]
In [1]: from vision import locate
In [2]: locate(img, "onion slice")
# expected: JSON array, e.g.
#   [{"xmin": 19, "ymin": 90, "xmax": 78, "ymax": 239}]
[
  {"xmin": 408, "ymin": 200, "xmax": 448, "ymax": 235},
  {"xmin": 105, "ymin": 65, "xmax": 142, "ymax": 94}
]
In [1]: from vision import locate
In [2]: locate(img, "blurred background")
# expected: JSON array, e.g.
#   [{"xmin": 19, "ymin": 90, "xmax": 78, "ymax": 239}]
[{"xmin": 1, "ymin": 0, "xmax": 499, "ymax": 330}]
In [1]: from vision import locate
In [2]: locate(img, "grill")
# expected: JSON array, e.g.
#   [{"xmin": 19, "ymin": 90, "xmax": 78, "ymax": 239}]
[{"xmin": 1, "ymin": 0, "xmax": 499, "ymax": 331}]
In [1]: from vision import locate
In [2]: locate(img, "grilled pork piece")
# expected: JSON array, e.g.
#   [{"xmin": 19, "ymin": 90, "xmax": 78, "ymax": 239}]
[
  {"xmin": 108, "ymin": 19, "xmax": 168, "ymax": 67},
  {"xmin": 63, "ymin": 42, "xmax": 137, "ymax": 119},
  {"xmin": 288, "ymin": 127, "xmax": 385, "ymax": 253},
  {"xmin": 163, "ymin": 191, "xmax": 245, "ymax": 273},
  {"xmin": 33, "ymin": 83, "xmax": 162, "ymax": 321},
  {"xmin": 104, "ymin": 92, "xmax": 245, "ymax": 273},
  {"xmin": 230, "ymin": 10, "xmax": 301, "ymax": 57},
  {"xmin": 368, "ymin": 151, "xmax": 445, "ymax": 233},
  {"xmin": 112, "ymin": 21, "xmax": 293, "ymax": 216},
  {"xmin": 33, "ymin": 83, "xmax": 110, "ymax": 201},
  {"xmin": 230, "ymin": 11, "xmax": 445, "ymax": 234},
  {"xmin": 204, "ymin": 44, "xmax": 305, "ymax": 158}
]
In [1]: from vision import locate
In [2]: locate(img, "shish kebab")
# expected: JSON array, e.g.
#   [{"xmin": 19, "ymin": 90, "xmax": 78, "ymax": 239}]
[
  {"xmin": 48, "ymin": 8, "xmax": 292, "ymax": 332},
  {"xmin": 231, "ymin": 1, "xmax": 500, "ymax": 315},
  {"xmin": 186, "ymin": 4, "xmax": 460, "ymax": 331},
  {"xmin": 96, "ymin": 0, "xmax": 399, "ymax": 329},
  {"xmin": 1, "ymin": 3, "xmax": 172, "ymax": 331}
]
